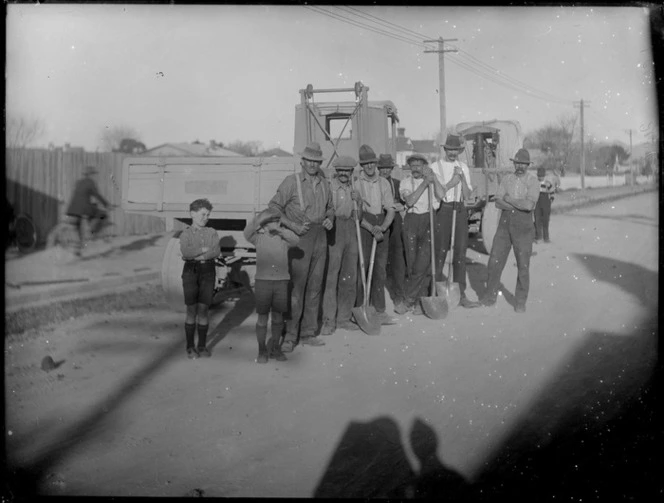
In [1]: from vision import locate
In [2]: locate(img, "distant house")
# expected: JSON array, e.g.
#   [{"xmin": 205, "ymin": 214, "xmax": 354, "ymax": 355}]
[
  {"xmin": 395, "ymin": 127, "xmax": 440, "ymax": 167},
  {"xmin": 142, "ymin": 141, "xmax": 244, "ymax": 157},
  {"xmin": 260, "ymin": 147, "xmax": 293, "ymax": 157}
]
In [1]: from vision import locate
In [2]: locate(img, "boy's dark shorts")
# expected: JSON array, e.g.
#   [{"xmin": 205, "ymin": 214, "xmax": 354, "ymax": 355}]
[
  {"xmin": 182, "ymin": 261, "xmax": 216, "ymax": 306},
  {"xmin": 254, "ymin": 279, "xmax": 289, "ymax": 314}
]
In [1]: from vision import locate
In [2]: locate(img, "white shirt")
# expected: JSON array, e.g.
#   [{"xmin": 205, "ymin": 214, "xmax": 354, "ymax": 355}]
[
  {"xmin": 399, "ymin": 174, "xmax": 441, "ymax": 215},
  {"xmin": 431, "ymin": 159, "xmax": 473, "ymax": 203}
]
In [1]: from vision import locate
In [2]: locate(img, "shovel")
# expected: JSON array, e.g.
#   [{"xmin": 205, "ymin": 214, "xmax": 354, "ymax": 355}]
[
  {"xmin": 421, "ymin": 184, "xmax": 449, "ymax": 320},
  {"xmin": 436, "ymin": 184, "xmax": 462, "ymax": 308},
  {"xmin": 351, "ymin": 193, "xmax": 381, "ymax": 335}
]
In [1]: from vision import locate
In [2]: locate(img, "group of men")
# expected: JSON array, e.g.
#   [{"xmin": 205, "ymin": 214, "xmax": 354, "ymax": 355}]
[{"xmin": 266, "ymin": 132, "xmax": 547, "ymax": 352}]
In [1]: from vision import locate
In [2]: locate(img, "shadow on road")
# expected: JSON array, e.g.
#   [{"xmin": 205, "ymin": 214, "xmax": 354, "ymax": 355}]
[
  {"xmin": 313, "ymin": 415, "xmax": 473, "ymax": 499},
  {"xmin": 564, "ymin": 212, "xmax": 658, "ymax": 227}
]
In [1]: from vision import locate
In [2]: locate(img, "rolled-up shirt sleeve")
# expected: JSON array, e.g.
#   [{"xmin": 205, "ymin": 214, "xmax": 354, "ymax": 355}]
[
  {"xmin": 526, "ymin": 176, "xmax": 540, "ymax": 205},
  {"xmin": 380, "ymin": 178, "xmax": 396, "ymax": 211}
]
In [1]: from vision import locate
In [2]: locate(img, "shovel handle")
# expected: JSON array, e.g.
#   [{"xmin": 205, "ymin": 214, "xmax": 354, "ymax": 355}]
[
  {"xmin": 365, "ymin": 237, "xmax": 377, "ymax": 309},
  {"xmin": 447, "ymin": 183, "xmax": 459, "ymax": 286},
  {"xmin": 428, "ymin": 184, "xmax": 436, "ymax": 297},
  {"xmin": 352, "ymin": 177, "xmax": 367, "ymax": 296}
]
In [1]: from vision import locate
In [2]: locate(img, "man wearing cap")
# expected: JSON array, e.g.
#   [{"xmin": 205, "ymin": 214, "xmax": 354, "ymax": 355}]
[
  {"xmin": 269, "ymin": 142, "xmax": 334, "ymax": 351},
  {"xmin": 430, "ymin": 134, "xmax": 481, "ymax": 308},
  {"xmin": 66, "ymin": 165, "xmax": 111, "ymax": 256},
  {"xmin": 399, "ymin": 153, "xmax": 447, "ymax": 314},
  {"xmin": 321, "ymin": 156, "xmax": 363, "ymax": 335},
  {"xmin": 377, "ymin": 153, "xmax": 408, "ymax": 315},
  {"xmin": 354, "ymin": 144, "xmax": 397, "ymax": 325},
  {"xmin": 480, "ymin": 148, "xmax": 540, "ymax": 313},
  {"xmin": 534, "ymin": 166, "xmax": 555, "ymax": 244}
]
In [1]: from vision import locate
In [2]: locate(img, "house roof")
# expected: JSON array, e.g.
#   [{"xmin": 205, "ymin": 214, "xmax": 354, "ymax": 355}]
[
  {"xmin": 396, "ymin": 136, "xmax": 414, "ymax": 151},
  {"xmin": 261, "ymin": 147, "xmax": 293, "ymax": 157},
  {"xmin": 142, "ymin": 143, "xmax": 244, "ymax": 156}
]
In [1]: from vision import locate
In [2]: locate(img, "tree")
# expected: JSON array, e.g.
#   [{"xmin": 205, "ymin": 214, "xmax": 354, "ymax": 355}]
[
  {"xmin": 526, "ymin": 113, "xmax": 578, "ymax": 169},
  {"xmin": 117, "ymin": 138, "xmax": 147, "ymax": 154},
  {"xmin": 99, "ymin": 125, "xmax": 142, "ymax": 152},
  {"xmin": 593, "ymin": 145, "xmax": 631, "ymax": 173},
  {"xmin": 6, "ymin": 114, "xmax": 46, "ymax": 148},
  {"xmin": 226, "ymin": 140, "xmax": 263, "ymax": 157}
]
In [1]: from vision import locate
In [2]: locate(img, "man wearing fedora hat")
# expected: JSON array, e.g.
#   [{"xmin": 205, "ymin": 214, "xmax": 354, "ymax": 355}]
[
  {"xmin": 321, "ymin": 155, "xmax": 364, "ymax": 335},
  {"xmin": 377, "ymin": 153, "xmax": 408, "ymax": 315},
  {"xmin": 354, "ymin": 144, "xmax": 397, "ymax": 325},
  {"xmin": 430, "ymin": 133, "xmax": 481, "ymax": 308},
  {"xmin": 399, "ymin": 153, "xmax": 446, "ymax": 314},
  {"xmin": 480, "ymin": 148, "xmax": 540, "ymax": 313},
  {"xmin": 269, "ymin": 141, "xmax": 334, "ymax": 351},
  {"xmin": 65, "ymin": 165, "xmax": 111, "ymax": 257}
]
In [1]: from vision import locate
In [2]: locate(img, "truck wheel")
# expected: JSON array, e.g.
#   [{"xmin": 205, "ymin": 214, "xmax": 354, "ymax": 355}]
[
  {"xmin": 161, "ymin": 237, "xmax": 187, "ymax": 312},
  {"xmin": 479, "ymin": 201, "xmax": 500, "ymax": 255}
]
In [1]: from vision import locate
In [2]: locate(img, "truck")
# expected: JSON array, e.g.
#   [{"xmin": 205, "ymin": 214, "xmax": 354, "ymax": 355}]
[
  {"xmin": 452, "ymin": 119, "xmax": 525, "ymax": 254},
  {"xmin": 122, "ymin": 82, "xmax": 400, "ymax": 310}
]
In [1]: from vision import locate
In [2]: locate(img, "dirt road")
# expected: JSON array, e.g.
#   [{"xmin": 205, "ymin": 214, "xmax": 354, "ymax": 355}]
[{"xmin": 5, "ymin": 192, "xmax": 660, "ymax": 499}]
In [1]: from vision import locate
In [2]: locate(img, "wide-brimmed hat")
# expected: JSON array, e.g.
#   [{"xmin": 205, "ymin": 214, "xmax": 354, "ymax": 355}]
[
  {"xmin": 377, "ymin": 154, "xmax": 395, "ymax": 169},
  {"xmin": 83, "ymin": 166, "xmax": 99, "ymax": 175},
  {"xmin": 299, "ymin": 142, "xmax": 324, "ymax": 162},
  {"xmin": 442, "ymin": 134, "xmax": 465, "ymax": 151},
  {"xmin": 537, "ymin": 167, "xmax": 546, "ymax": 177},
  {"xmin": 332, "ymin": 155, "xmax": 357, "ymax": 171},
  {"xmin": 510, "ymin": 148, "xmax": 532, "ymax": 165},
  {"xmin": 358, "ymin": 144, "xmax": 378, "ymax": 165},
  {"xmin": 406, "ymin": 153, "xmax": 429, "ymax": 166}
]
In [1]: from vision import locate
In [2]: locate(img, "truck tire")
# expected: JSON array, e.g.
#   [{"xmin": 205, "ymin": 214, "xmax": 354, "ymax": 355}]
[
  {"xmin": 161, "ymin": 237, "xmax": 187, "ymax": 312},
  {"xmin": 479, "ymin": 201, "xmax": 500, "ymax": 255}
]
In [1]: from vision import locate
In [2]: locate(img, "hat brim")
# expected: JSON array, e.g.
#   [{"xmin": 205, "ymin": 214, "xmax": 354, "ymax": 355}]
[
  {"xmin": 334, "ymin": 166, "xmax": 355, "ymax": 170},
  {"xmin": 301, "ymin": 154, "xmax": 324, "ymax": 162},
  {"xmin": 510, "ymin": 158, "xmax": 532, "ymax": 164},
  {"xmin": 443, "ymin": 145, "xmax": 465, "ymax": 151},
  {"xmin": 406, "ymin": 156, "xmax": 429, "ymax": 165},
  {"xmin": 359, "ymin": 157, "xmax": 379, "ymax": 165}
]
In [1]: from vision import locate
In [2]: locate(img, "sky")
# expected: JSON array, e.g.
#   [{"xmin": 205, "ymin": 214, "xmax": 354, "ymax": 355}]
[{"xmin": 6, "ymin": 4, "xmax": 659, "ymax": 153}]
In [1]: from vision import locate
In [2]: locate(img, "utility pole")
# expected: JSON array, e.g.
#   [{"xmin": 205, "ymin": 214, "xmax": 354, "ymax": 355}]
[
  {"xmin": 424, "ymin": 37, "xmax": 457, "ymax": 153},
  {"xmin": 573, "ymin": 99, "xmax": 591, "ymax": 189}
]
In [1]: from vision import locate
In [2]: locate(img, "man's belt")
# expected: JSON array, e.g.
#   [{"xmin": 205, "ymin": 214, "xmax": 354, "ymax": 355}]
[{"xmin": 184, "ymin": 259, "xmax": 216, "ymax": 264}]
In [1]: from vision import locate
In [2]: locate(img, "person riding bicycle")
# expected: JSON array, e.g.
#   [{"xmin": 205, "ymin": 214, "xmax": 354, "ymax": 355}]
[{"xmin": 66, "ymin": 165, "xmax": 111, "ymax": 256}]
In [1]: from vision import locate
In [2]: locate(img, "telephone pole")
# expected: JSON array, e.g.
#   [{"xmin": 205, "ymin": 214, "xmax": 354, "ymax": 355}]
[
  {"xmin": 573, "ymin": 99, "xmax": 591, "ymax": 189},
  {"xmin": 424, "ymin": 37, "xmax": 457, "ymax": 152}
]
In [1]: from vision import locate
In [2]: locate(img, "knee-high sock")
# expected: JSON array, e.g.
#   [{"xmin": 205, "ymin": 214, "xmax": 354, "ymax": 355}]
[
  {"xmin": 185, "ymin": 323, "xmax": 196, "ymax": 348},
  {"xmin": 270, "ymin": 322, "xmax": 284, "ymax": 347},
  {"xmin": 197, "ymin": 324, "xmax": 209, "ymax": 348},
  {"xmin": 256, "ymin": 324, "xmax": 268, "ymax": 350}
]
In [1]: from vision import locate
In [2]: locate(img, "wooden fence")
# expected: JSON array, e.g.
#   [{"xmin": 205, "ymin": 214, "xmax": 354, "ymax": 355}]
[{"xmin": 5, "ymin": 148, "xmax": 165, "ymax": 244}]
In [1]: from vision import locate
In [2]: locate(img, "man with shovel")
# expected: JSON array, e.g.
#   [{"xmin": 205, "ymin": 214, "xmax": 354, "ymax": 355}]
[
  {"xmin": 321, "ymin": 156, "xmax": 364, "ymax": 335},
  {"xmin": 431, "ymin": 134, "xmax": 481, "ymax": 308},
  {"xmin": 269, "ymin": 142, "xmax": 335, "ymax": 352},
  {"xmin": 354, "ymin": 145, "xmax": 397, "ymax": 326},
  {"xmin": 399, "ymin": 153, "xmax": 447, "ymax": 315}
]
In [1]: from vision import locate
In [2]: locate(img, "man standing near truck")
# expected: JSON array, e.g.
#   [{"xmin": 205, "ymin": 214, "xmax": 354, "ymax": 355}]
[
  {"xmin": 430, "ymin": 134, "xmax": 481, "ymax": 308},
  {"xmin": 354, "ymin": 144, "xmax": 397, "ymax": 326},
  {"xmin": 269, "ymin": 142, "xmax": 334, "ymax": 352}
]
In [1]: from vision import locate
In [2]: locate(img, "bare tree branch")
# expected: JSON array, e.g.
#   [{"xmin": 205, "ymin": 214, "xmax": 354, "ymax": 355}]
[
  {"xmin": 99, "ymin": 125, "xmax": 142, "ymax": 152},
  {"xmin": 6, "ymin": 114, "xmax": 46, "ymax": 148}
]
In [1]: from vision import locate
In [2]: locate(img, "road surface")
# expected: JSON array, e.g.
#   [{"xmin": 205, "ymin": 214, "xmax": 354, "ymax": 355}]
[{"xmin": 5, "ymin": 192, "xmax": 660, "ymax": 499}]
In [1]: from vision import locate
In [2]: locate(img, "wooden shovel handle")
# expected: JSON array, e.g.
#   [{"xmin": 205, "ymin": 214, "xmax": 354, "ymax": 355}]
[
  {"xmin": 365, "ymin": 236, "xmax": 377, "ymax": 309},
  {"xmin": 429, "ymin": 184, "xmax": 436, "ymax": 297},
  {"xmin": 447, "ymin": 183, "xmax": 459, "ymax": 286}
]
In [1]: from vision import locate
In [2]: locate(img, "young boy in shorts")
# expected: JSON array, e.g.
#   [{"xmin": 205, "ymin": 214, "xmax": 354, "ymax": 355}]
[
  {"xmin": 180, "ymin": 198, "xmax": 221, "ymax": 359},
  {"xmin": 243, "ymin": 207, "xmax": 300, "ymax": 363}
]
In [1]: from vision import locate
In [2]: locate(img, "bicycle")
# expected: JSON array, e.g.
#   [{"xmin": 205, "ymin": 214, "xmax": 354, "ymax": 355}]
[
  {"xmin": 46, "ymin": 204, "xmax": 115, "ymax": 256},
  {"xmin": 7, "ymin": 211, "xmax": 39, "ymax": 254}
]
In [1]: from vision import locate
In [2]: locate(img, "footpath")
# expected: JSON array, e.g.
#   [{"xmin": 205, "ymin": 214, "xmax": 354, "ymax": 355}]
[{"xmin": 4, "ymin": 183, "xmax": 657, "ymax": 323}]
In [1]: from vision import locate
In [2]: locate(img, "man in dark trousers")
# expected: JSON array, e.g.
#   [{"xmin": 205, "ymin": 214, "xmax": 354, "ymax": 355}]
[
  {"xmin": 430, "ymin": 134, "xmax": 481, "ymax": 308},
  {"xmin": 269, "ymin": 142, "xmax": 334, "ymax": 352},
  {"xmin": 321, "ymin": 155, "xmax": 363, "ymax": 335},
  {"xmin": 377, "ymin": 153, "xmax": 408, "ymax": 315},
  {"xmin": 354, "ymin": 145, "xmax": 397, "ymax": 325},
  {"xmin": 66, "ymin": 165, "xmax": 111, "ymax": 256},
  {"xmin": 534, "ymin": 166, "xmax": 554, "ymax": 244},
  {"xmin": 480, "ymin": 148, "xmax": 540, "ymax": 313}
]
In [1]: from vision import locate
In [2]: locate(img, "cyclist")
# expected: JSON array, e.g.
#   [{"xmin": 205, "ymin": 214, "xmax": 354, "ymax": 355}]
[{"xmin": 66, "ymin": 165, "xmax": 111, "ymax": 256}]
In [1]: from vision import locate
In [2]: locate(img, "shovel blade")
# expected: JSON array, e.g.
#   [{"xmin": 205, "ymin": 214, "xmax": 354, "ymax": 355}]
[
  {"xmin": 352, "ymin": 306, "xmax": 381, "ymax": 335},
  {"xmin": 421, "ymin": 296, "xmax": 449, "ymax": 320},
  {"xmin": 436, "ymin": 281, "xmax": 462, "ymax": 309}
]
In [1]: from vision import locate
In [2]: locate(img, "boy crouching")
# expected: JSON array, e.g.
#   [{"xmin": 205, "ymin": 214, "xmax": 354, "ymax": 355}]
[{"xmin": 244, "ymin": 208, "xmax": 300, "ymax": 363}]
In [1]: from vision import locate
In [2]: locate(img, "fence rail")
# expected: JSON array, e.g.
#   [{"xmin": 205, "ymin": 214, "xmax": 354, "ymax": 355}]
[{"xmin": 5, "ymin": 148, "xmax": 165, "ymax": 244}]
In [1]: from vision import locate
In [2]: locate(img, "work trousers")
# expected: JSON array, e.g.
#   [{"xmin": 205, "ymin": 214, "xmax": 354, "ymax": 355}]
[
  {"xmin": 385, "ymin": 212, "xmax": 407, "ymax": 306},
  {"xmin": 403, "ymin": 212, "xmax": 432, "ymax": 307},
  {"xmin": 322, "ymin": 218, "xmax": 358, "ymax": 326},
  {"xmin": 485, "ymin": 209, "xmax": 535, "ymax": 307},
  {"xmin": 434, "ymin": 202, "xmax": 469, "ymax": 295},
  {"xmin": 534, "ymin": 193, "xmax": 552, "ymax": 242},
  {"xmin": 285, "ymin": 224, "xmax": 327, "ymax": 341},
  {"xmin": 356, "ymin": 213, "xmax": 389, "ymax": 313}
]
